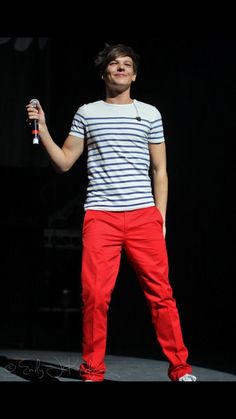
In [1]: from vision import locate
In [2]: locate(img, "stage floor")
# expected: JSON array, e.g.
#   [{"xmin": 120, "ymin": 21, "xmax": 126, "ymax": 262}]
[{"xmin": 0, "ymin": 349, "xmax": 235, "ymax": 382}]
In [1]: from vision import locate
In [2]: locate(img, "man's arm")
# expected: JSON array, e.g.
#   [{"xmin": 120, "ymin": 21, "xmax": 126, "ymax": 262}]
[
  {"xmin": 26, "ymin": 101, "xmax": 84, "ymax": 173},
  {"xmin": 149, "ymin": 142, "xmax": 168, "ymax": 236}
]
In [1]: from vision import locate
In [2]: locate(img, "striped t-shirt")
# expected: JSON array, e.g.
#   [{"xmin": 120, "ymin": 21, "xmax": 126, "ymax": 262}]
[{"xmin": 69, "ymin": 99, "xmax": 165, "ymax": 211}]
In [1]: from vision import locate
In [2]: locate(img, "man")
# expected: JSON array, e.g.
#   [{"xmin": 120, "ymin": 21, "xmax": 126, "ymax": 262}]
[{"xmin": 26, "ymin": 43, "xmax": 197, "ymax": 382}]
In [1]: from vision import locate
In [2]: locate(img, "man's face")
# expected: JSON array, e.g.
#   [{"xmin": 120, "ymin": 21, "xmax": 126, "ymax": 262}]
[{"xmin": 102, "ymin": 55, "xmax": 136, "ymax": 90}]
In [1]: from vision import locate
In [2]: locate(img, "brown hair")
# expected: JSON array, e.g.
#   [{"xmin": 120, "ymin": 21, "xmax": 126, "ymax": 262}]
[{"xmin": 94, "ymin": 43, "xmax": 140, "ymax": 75}]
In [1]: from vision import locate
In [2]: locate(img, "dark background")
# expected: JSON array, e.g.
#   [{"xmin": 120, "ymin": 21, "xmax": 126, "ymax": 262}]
[{"xmin": 0, "ymin": 36, "xmax": 235, "ymax": 374}]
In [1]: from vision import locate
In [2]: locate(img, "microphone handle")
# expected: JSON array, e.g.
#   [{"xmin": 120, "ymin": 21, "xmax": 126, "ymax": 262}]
[{"xmin": 32, "ymin": 119, "xmax": 39, "ymax": 145}]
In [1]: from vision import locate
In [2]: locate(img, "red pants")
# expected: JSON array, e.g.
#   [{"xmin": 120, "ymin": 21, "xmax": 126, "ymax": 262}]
[{"xmin": 79, "ymin": 206, "xmax": 192, "ymax": 381}]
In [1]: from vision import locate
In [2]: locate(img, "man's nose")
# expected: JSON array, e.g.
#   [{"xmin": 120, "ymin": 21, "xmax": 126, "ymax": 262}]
[{"xmin": 117, "ymin": 64, "xmax": 125, "ymax": 71}]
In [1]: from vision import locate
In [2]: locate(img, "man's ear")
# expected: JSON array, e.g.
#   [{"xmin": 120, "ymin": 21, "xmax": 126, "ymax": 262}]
[
  {"xmin": 100, "ymin": 70, "xmax": 105, "ymax": 80},
  {"xmin": 132, "ymin": 74, "xmax": 137, "ymax": 82}
]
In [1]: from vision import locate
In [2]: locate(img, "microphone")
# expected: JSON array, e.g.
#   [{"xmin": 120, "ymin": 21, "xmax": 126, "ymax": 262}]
[
  {"xmin": 133, "ymin": 101, "xmax": 141, "ymax": 121},
  {"xmin": 29, "ymin": 98, "xmax": 39, "ymax": 145}
]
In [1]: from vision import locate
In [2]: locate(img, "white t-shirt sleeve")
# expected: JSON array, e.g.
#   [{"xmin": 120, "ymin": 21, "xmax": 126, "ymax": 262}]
[
  {"xmin": 69, "ymin": 104, "xmax": 86, "ymax": 139},
  {"xmin": 148, "ymin": 106, "xmax": 165, "ymax": 144}
]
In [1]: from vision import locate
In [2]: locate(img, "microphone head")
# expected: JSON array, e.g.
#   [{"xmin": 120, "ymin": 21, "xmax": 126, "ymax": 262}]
[
  {"xmin": 30, "ymin": 98, "xmax": 39, "ymax": 108},
  {"xmin": 136, "ymin": 116, "xmax": 141, "ymax": 121}
]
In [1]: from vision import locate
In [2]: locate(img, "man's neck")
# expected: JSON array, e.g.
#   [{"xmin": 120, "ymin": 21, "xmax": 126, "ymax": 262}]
[{"xmin": 105, "ymin": 89, "xmax": 133, "ymax": 105}]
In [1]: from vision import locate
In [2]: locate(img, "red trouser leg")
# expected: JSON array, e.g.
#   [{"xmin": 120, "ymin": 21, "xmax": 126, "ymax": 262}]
[
  {"xmin": 79, "ymin": 210, "xmax": 124, "ymax": 381},
  {"xmin": 123, "ymin": 206, "xmax": 192, "ymax": 381}
]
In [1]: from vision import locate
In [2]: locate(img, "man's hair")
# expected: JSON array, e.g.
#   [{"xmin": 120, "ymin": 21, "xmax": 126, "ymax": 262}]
[{"xmin": 94, "ymin": 43, "xmax": 140, "ymax": 75}]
